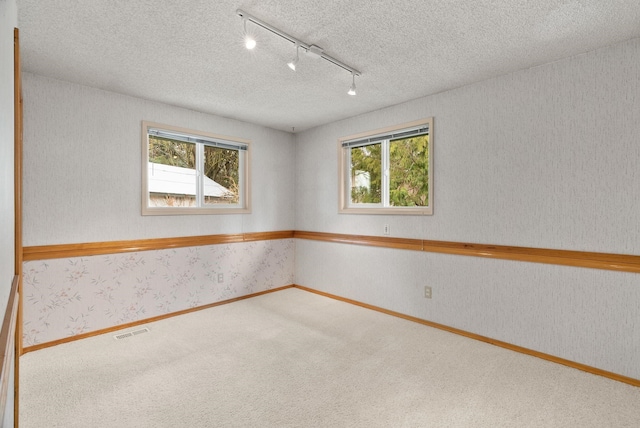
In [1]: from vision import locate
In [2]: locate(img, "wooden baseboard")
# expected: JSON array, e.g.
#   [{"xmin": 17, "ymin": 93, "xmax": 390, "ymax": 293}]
[
  {"xmin": 21, "ymin": 284, "xmax": 640, "ymax": 388},
  {"xmin": 22, "ymin": 285, "xmax": 294, "ymax": 354},
  {"xmin": 293, "ymin": 284, "xmax": 640, "ymax": 388}
]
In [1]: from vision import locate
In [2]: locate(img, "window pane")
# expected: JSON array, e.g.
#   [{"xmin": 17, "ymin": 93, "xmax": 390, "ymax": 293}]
[
  {"xmin": 350, "ymin": 143, "xmax": 382, "ymax": 204},
  {"xmin": 148, "ymin": 136, "xmax": 197, "ymax": 207},
  {"xmin": 203, "ymin": 145, "xmax": 239, "ymax": 205},
  {"xmin": 389, "ymin": 134, "xmax": 429, "ymax": 206}
]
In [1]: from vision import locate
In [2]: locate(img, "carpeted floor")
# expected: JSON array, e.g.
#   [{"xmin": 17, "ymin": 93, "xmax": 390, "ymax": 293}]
[{"xmin": 19, "ymin": 288, "xmax": 640, "ymax": 427}]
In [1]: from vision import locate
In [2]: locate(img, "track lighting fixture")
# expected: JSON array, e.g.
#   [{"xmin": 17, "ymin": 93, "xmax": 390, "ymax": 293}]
[
  {"xmin": 348, "ymin": 73, "xmax": 357, "ymax": 96},
  {"xmin": 287, "ymin": 43, "xmax": 299, "ymax": 71},
  {"xmin": 237, "ymin": 9, "xmax": 361, "ymax": 95}
]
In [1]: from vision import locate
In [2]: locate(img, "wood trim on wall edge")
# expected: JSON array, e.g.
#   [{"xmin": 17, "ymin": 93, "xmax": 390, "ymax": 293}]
[
  {"xmin": 0, "ymin": 276, "xmax": 19, "ymax": 425},
  {"xmin": 14, "ymin": 26, "xmax": 23, "ymax": 428},
  {"xmin": 22, "ymin": 230, "xmax": 640, "ymax": 272},
  {"xmin": 23, "ymin": 230, "xmax": 640, "ymax": 273},
  {"xmin": 294, "ymin": 231, "xmax": 640, "ymax": 274},
  {"xmin": 293, "ymin": 285, "xmax": 640, "ymax": 388},
  {"xmin": 22, "ymin": 231, "xmax": 295, "ymax": 261},
  {"xmin": 22, "ymin": 285, "xmax": 295, "ymax": 354}
]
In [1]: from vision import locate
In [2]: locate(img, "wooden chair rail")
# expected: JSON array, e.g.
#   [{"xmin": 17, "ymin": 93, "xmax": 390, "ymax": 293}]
[
  {"xmin": 23, "ymin": 231, "xmax": 295, "ymax": 261},
  {"xmin": 294, "ymin": 231, "xmax": 640, "ymax": 274},
  {"xmin": 22, "ymin": 230, "xmax": 640, "ymax": 274}
]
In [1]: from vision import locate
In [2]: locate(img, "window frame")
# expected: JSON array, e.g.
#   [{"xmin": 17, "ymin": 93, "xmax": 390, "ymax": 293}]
[
  {"xmin": 141, "ymin": 121, "xmax": 251, "ymax": 215},
  {"xmin": 338, "ymin": 117, "xmax": 433, "ymax": 215}
]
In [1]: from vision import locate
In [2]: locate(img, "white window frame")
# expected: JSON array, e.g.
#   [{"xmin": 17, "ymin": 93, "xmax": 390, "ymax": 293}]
[
  {"xmin": 141, "ymin": 121, "xmax": 251, "ymax": 215},
  {"xmin": 338, "ymin": 117, "xmax": 433, "ymax": 215}
]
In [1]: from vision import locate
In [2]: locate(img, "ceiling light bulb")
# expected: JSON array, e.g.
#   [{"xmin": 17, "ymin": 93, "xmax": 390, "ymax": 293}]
[
  {"xmin": 348, "ymin": 73, "xmax": 357, "ymax": 95},
  {"xmin": 287, "ymin": 44, "xmax": 299, "ymax": 71}
]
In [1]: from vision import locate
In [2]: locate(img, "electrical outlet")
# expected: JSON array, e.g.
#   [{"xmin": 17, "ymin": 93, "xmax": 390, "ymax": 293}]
[
  {"xmin": 218, "ymin": 273, "xmax": 224, "ymax": 283},
  {"xmin": 383, "ymin": 224, "xmax": 390, "ymax": 235},
  {"xmin": 424, "ymin": 286, "xmax": 432, "ymax": 299}
]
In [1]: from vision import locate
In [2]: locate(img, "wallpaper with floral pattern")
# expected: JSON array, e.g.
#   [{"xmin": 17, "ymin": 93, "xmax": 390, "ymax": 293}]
[{"xmin": 22, "ymin": 239, "xmax": 295, "ymax": 346}]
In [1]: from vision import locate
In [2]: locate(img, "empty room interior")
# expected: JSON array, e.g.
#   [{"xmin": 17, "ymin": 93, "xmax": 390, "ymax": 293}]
[{"xmin": 2, "ymin": 0, "xmax": 640, "ymax": 426}]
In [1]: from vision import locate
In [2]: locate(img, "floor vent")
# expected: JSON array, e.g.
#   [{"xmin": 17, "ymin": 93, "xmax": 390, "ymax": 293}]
[{"xmin": 114, "ymin": 328, "xmax": 150, "ymax": 340}]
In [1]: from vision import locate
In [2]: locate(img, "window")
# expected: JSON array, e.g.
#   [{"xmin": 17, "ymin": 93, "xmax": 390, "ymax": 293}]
[
  {"xmin": 142, "ymin": 121, "xmax": 250, "ymax": 215},
  {"xmin": 339, "ymin": 118, "xmax": 432, "ymax": 215}
]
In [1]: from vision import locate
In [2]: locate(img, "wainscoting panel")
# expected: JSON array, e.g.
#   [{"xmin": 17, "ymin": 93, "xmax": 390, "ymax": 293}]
[{"xmin": 22, "ymin": 239, "xmax": 294, "ymax": 346}]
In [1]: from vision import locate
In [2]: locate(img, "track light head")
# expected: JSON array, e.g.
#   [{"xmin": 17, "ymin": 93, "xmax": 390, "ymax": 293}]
[
  {"xmin": 287, "ymin": 44, "xmax": 300, "ymax": 71},
  {"xmin": 348, "ymin": 73, "xmax": 357, "ymax": 96},
  {"xmin": 243, "ymin": 19, "xmax": 256, "ymax": 50}
]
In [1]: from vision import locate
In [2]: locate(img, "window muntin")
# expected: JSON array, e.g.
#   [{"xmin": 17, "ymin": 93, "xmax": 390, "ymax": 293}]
[
  {"xmin": 142, "ymin": 122, "xmax": 250, "ymax": 215},
  {"xmin": 339, "ymin": 118, "xmax": 432, "ymax": 215}
]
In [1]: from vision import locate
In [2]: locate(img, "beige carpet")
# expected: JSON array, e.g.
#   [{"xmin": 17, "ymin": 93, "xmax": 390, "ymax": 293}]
[{"xmin": 19, "ymin": 288, "xmax": 640, "ymax": 427}]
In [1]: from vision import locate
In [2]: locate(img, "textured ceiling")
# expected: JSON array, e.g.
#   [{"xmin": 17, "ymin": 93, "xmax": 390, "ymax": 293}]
[{"xmin": 16, "ymin": 0, "xmax": 640, "ymax": 132}]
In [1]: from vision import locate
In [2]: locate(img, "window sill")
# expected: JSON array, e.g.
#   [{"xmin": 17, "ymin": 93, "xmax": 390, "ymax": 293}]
[{"xmin": 338, "ymin": 207, "xmax": 432, "ymax": 215}]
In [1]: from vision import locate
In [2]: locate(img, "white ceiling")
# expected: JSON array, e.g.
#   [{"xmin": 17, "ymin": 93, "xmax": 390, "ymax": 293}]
[{"xmin": 16, "ymin": 0, "xmax": 640, "ymax": 133}]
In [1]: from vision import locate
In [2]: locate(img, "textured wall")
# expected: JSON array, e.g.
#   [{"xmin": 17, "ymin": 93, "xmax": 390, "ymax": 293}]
[
  {"xmin": 295, "ymin": 38, "xmax": 640, "ymax": 379},
  {"xmin": 23, "ymin": 239, "xmax": 295, "ymax": 345},
  {"xmin": 297, "ymin": 37, "xmax": 640, "ymax": 254},
  {"xmin": 22, "ymin": 73, "xmax": 296, "ymax": 246}
]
